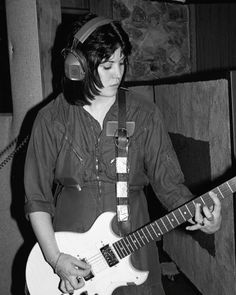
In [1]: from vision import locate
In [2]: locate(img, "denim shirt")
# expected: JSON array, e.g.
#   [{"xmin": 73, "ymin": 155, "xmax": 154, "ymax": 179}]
[{"xmin": 24, "ymin": 90, "xmax": 192, "ymax": 219}]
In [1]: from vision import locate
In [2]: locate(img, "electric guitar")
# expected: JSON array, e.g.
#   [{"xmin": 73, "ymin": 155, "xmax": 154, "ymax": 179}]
[{"xmin": 25, "ymin": 176, "xmax": 236, "ymax": 295}]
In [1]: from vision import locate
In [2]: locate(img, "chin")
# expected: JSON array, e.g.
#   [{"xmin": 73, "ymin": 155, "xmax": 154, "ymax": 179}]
[{"xmin": 102, "ymin": 89, "xmax": 118, "ymax": 97}]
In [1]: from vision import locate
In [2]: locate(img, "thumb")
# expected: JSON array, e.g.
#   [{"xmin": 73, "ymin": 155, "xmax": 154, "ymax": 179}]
[{"xmin": 73, "ymin": 257, "xmax": 91, "ymax": 270}]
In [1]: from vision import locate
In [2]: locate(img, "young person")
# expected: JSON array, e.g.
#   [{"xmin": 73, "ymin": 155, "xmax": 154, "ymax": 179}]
[{"xmin": 24, "ymin": 14, "xmax": 221, "ymax": 295}]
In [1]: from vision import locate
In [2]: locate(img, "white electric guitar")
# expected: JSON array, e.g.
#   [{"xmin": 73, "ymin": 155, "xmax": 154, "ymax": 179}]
[{"xmin": 26, "ymin": 176, "xmax": 236, "ymax": 295}]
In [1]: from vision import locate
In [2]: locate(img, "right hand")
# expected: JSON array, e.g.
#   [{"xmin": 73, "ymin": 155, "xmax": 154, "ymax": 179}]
[{"xmin": 54, "ymin": 253, "xmax": 91, "ymax": 294}]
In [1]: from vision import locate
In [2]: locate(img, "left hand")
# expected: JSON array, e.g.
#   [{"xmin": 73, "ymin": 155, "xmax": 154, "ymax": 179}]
[{"xmin": 186, "ymin": 191, "xmax": 222, "ymax": 234}]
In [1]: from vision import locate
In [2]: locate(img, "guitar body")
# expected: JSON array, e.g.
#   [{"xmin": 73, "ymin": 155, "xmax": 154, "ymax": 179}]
[
  {"xmin": 26, "ymin": 212, "xmax": 149, "ymax": 295},
  {"xmin": 26, "ymin": 176, "xmax": 236, "ymax": 294}
]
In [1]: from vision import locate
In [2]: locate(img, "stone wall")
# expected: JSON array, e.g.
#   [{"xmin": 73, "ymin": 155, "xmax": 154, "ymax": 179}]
[{"xmin": 113, "ymin": 0, "xmax": 191, "ymax": 81}]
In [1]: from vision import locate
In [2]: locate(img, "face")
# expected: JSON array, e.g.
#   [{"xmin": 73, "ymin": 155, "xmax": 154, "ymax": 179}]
[{"xmin": 97, "ymin": 47, "xmax": 125, "ymax": 98}]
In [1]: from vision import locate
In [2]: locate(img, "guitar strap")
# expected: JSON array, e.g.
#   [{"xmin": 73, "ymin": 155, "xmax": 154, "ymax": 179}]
[{"xmin": 115, "ymin": 88, "xmax": 131, "ymax": 236}]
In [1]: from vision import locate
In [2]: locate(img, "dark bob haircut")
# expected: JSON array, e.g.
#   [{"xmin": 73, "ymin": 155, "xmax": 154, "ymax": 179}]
[{"xmin": 62, "ymin": 14, "xmax": 132, "ymax": 106}]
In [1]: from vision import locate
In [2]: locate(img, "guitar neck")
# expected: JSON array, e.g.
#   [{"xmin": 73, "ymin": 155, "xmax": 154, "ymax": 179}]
[{"xmin": 112, "ymin": 176, "xmax": 236, "ymax": 259}]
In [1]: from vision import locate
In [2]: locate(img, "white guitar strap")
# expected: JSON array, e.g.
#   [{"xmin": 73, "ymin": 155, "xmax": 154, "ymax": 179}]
[{"xmin": 115, "ymin": 89, "xmax": 131, "ymax": 236}]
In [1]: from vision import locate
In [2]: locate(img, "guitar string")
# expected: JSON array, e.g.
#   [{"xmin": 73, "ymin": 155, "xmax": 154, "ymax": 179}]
[
  {"xmin": 77, "ymin": 184, "xmax": 236, "ymax": 274},
  {"xmin": 86, "ymin": 254, "xmax": 107, "ymax": 273},
  {"xmin": 85, "ymin": 246, "xmax": 122, "ymax": 270},
  {"xmin": 79, "ymin": 186, "xmax": 235, "ymax": 271},
  {"xmin": 81, "ymin": 185, "xmax": 231, "ymax": 268},
  {"xmin": 86, "ymin": 254, "xmax": 104, "ymax": 264}
]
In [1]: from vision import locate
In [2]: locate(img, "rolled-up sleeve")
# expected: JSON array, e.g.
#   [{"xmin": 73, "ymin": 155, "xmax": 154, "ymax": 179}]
[
  {"xmin": 144, "ymin": 107, "xmax": 193, "ymax": 211},
  {"xmin": 24, "ymin": 112, "xmax": 58, "ymax": 217}
]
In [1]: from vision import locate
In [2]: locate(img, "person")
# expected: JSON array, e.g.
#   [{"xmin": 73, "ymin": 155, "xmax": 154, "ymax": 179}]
[{"xmin": 24, "ymin": 13, "xmax": 222, "ymax": 295}]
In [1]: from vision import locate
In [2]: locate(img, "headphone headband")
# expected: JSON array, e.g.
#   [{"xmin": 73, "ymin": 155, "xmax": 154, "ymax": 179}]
[
  {"xmin": 74, "ymin": 16, "xmax": 113, "ymax": 43},
  {"xmin": 64, "ymin": 16, "xmax": 113, "ymax": 81}
]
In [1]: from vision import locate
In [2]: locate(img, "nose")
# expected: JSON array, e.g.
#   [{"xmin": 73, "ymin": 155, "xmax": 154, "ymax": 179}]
[{"xmin": 113, "ymin": 64, "xmax": 123, "ymax": 80}]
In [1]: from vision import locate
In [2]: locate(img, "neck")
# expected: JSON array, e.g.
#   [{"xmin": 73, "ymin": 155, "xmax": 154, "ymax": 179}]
[
  {"xmin": 91, "ymin": 95, "xmax": 116, "ymax": 108},
  {"xmin": 84, "ymin": 95, "xmax": 116, "ymax": 129}
]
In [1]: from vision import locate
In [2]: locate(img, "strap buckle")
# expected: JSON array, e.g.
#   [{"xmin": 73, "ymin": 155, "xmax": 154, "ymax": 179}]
[{"xmin": 114, "ymin": 128, "xmax": 130, "ymax": 150}]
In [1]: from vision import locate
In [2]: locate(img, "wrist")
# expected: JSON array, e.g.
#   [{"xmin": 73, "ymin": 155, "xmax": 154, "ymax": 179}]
[
  {"xmin": 53, "ymin": 252, "xmax": 64, "ymax": 274},
  {"xmin": 45, "ymin": 251, "xmax": 61, "ymax": 268}
]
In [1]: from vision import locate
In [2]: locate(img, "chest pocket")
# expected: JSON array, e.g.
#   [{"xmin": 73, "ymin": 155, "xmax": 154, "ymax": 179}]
[{"xmin": 55, "ymin": 132, "xmax": 88, "ymax": 187}]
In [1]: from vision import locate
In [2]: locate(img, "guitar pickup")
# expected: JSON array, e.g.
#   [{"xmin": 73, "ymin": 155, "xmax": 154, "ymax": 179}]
[{"xmin": 100, "ymin": 245, "xmax": 119, "ymax": 267}]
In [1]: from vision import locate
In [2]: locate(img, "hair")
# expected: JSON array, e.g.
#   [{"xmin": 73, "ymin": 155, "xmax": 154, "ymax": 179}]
[{"xmin": 62, "ymin": 14, "xmax": 132, "ymax": 106}]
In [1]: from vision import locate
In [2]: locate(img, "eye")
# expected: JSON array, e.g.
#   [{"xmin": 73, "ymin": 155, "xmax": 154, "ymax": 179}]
[
  {"xmin": 102, "ymin": 62, "xmax": 112, "ymax": 70},
  {"xmin": 103, "ymin": 65, "xmax": 112, "ymax": 70}
]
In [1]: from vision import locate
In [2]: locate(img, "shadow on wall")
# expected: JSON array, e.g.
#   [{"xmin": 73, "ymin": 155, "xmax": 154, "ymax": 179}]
[
  {"xmin": 8, "ymin": 19, "xmax": 70, "ymax": 294},
  {"xmin": 9, "ymin": 95, "xmax": 55, "ymax": 294}
]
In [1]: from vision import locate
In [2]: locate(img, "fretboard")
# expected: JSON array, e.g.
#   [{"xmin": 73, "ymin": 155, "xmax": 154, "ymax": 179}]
[{"xmin": 113, "ymin": 176, "xmax": 236, "ymax": 259}]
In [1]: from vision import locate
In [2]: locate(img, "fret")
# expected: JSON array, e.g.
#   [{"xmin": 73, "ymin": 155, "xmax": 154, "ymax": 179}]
[
  {"xmin": 145, "ymin": 226, "xmax": 154, "ymax": 240},
  {"xmin": 226, "ymin": 181, "xmax": 233, "ymax": 193},
  {"xmin": 124, "ymin": 239, "xmax": 132, "ymax": 254},
  {"xmin": 154, "ymin": 220, "xmax": 164, "ymax": 235},
  {"xmin": 150, "ymin": 223, "xmax": 161, "ymax": 238},
  {"xmin": 120, "ymin": 239, "xmax": 130, "ymax": 255},
  {"xmin": 171, "ymin": 212, "xmax": 180, "ymax": 225},
  {"xmin": 131, "ymin": 233, "xmax": 142, "ymax": 248},
  {"xmin": 221, "ymin": 184, "xmax": 230, "ymax": 197},
  {"xmin": 126, "ymin": 236, "xmax": 135, "ymax": 252},
  {"xmin": 160, "ymin": 218, "xmax": 168, "ymax": 232},
  {"xmin": 178, "ymin": 208, "xmax": 186, "ymax": 221},
  {"xmin": 200, "ymin": 196, "xmax": 206, "ymax": 205},
  {"xmin": 185, "ymin": 204, "xmax": 193, "ymax": 217},
  {"xmin": 116, "ymin": 240, "xmax": 127, "ymax": 257},
  {"xmin": 229, "ymin": 178, "xmax": 236, "ymax": 191},
  {"xmin": 111, "ymin": 177, "xmax": 236, "ymax": 263},
  {"xmin": 193, "ymin": 198, "xmax": 204, "ymax": 208},
  {"xmin": 168, "ymin": 213, "xmax": 178, "ymax": 226},
  {"xmin": 211, "ymin": 188, "xmax": 218, "ymax": 197},
  {"xmin": 136, "ymin": 231, "xmax": 145, "ymax": 246},
  {"xmin": 123, "ymin": 237, "xmax": 133, "ymax": 253},
  {"xmin": 143, "ymin": 227, "xmax": 153, "ymax": 241},
  {"xmin": 141, "ymin": 228, "xmax": 149, "ymax": 243},
  {"xmin": 205, "ymin": 192, "xmax": 215, "ymax": 207},
  {"xmin": 217, "ymin": 186, "xmax": 224, "ymax": 199},
  {"xmin": 166, "ymin": 215, "xmax": 174, "ymax": 228},
  {"xmin": 192, "ymin": 199, "xmax": 201, "ymax": 208},
  {"xmin": 137, "ymin": 230, "xmax": 146, "ymax": 245},
  {"xmin": 127, "ymin": 235, "xmax": 138, "ymax": 250},
  {"xmin": 113, "ymin": 242, "xmax": 123, "ymax": 259}
]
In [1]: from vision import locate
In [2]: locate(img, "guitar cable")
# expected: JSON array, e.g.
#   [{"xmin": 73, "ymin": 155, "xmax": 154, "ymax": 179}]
[{"xmin": 0, "ymin": 135, "xmax": 29, "ymax": 170}]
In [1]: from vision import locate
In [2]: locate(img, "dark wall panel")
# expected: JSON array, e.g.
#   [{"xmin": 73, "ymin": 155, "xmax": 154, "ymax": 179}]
[{"xmin": 195, "ymin": 3, "xmax": 236, "ymax": 72}]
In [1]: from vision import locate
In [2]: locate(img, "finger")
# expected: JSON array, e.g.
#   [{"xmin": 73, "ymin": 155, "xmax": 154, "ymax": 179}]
[
  {"xmin": 68, "ymin": 276, "xmax": 85, "ymax": 290},
  {"xmin": 65, "ymin": 280, "xmax": 74, "ymax": 294},
  {"xmin": 74, "ymin": 268, "xmax": 91, "ymax": 279},
  {"xmin": 73, "ymin": 258, "xmax": 91, "ymax": 271},
  {"xmin": 80, "ymin": 267, "xmax": 92, "ymax": 277},
  {"xmin": 59, "ymin": 280, "xmax": 67, "ymax": 294},
  {"xmin": 194, "ymin": 203, "xmax": 204, "ymax": 224},
  {"xmin": 209, "ymin": 191, "xmax": 221, "ymax": 214},
  {"xmin": 73, "ymin": 259, "xmax": 91, "ymax": 278},
  {"xmin": 202, "ymin": 206, "xmax": 214, "ymax": 222},
  {"xmin": 67, "ymin": 276, "xmax": 80, "ymax": 290},
  {"xmin": 209, "ymin": 205, "xmax": 214, "ymax": 213},
  {"xmin": 187, "ymin": 217, "xmax": 195, "ymax": 225},
  {"xmin": 186, "ymin": 223, "xmax": 203, "ymax": 231},
  {"xmin": 76, "ymin": 276, "xmax": 85, "ymax": 289}
]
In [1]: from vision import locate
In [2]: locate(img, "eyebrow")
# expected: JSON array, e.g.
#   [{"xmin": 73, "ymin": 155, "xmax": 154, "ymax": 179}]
[{"xmin": 102, "ymin": 56, "xmax": 125, "ymax": 64}]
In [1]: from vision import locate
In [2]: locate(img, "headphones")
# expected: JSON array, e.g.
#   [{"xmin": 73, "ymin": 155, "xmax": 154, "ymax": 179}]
[{"xmin": 64, "ymin": 16, "xmax": 113, "ymax": 81}]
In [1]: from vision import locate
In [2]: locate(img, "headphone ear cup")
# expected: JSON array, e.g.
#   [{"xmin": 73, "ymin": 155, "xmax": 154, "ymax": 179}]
[{"xmin": 64, "ymin": 50, "xmax": 86, "ymax": 81}]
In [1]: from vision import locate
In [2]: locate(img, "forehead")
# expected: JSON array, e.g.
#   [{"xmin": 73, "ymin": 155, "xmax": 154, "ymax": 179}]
[{"xmin": 106, "ymin": 47, "xmax": 124, "ymax": 62}]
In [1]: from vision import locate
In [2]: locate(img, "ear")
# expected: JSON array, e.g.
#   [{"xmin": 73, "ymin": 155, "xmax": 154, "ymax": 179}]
[{"xmin": 64, "ymin": 50, "xmax": 86, "ymax": 81}]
